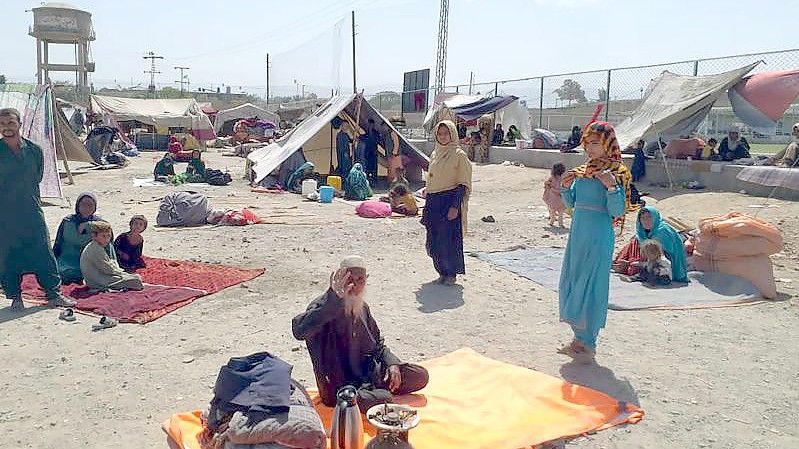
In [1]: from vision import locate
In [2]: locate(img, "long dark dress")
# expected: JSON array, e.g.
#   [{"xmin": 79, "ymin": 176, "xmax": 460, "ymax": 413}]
[
  {"xmin": 335, "ymin": 131, "xmax": 352, "ymax": 178},
  {"xmin": 422, "ymin": 185, "xmax": 466, "ymax": 277},
  {"xmin": 114, "ymin": 232, "xmax": 146, "ymax": 271},
  {"xmin": 0, "ymin": 138, "xmax": 62, "ymax": 299},
  {"xmin": 631, "ymin": 148, "xmax": 646, "ymax": 181}
]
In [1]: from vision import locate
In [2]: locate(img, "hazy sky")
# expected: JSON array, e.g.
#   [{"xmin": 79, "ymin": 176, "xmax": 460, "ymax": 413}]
[{"xmin": 3, "ymin": 0, "xmax": 796, "ymax": 97}]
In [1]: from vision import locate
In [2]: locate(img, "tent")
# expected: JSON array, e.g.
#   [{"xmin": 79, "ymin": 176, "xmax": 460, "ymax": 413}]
[
  {"xmin": 424, "ymin": 93, "xmax": 531, "ymax": 138},
  {"xmin": 728, "ymin": 69, "xmax": 799, "ymax": 134},
  {"xmin": 214, "ymin": 103, "xmax": 279, "ymax": 135},
  {"xmin": 248, "ymin": 94, "xmax": 429, "ymax": 185},
  {"xmin": 1, "ymin": 84, "xmax": 94, "ymax": 197},
  {"xmin": 614, "ymin": 62, "xmax": 759, "ymax": 149},
  {"xmin": 89, "ymin": 95, "xmax": 216, "ymax": 140}
]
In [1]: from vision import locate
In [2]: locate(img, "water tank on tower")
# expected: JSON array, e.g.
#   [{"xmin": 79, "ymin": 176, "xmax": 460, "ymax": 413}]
[{"xmin": 29, "ymin": 2, "xmax": 96, "ymax": 90}]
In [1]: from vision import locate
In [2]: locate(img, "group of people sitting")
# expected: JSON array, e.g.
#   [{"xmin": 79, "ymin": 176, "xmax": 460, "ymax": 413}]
[
  {"xmin": 154, "ymin": 150, "xmax": 206, "ymax": 183},
  {"xmin": 53, "ymin": 193, "xmax": 148, "ymax": 293}
]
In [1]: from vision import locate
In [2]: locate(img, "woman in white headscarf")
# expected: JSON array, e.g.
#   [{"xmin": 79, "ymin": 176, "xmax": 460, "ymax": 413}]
[{"xmin": 421, "ymin": 120, "xmax": 473, "ymax": 285}]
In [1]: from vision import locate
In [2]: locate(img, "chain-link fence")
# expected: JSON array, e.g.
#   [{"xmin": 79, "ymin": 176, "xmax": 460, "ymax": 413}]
[{"xmin": 379, "ymin": 48, "xmax": 799, "ymax": 149}]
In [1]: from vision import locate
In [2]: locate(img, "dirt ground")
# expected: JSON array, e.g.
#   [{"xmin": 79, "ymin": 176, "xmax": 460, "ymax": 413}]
[{"xmin": 1, "ymin": 151, "xmax": 797, "ymax": 449}]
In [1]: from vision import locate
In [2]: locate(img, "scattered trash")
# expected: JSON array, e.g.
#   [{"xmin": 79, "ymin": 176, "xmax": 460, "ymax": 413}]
[
  {"xmin": 182, "ymin": 357, "xmax": 195, "ymax": 364},
  {"xmin": 481, "ymin": 215, "xmax": 496, "ymax": 223}
]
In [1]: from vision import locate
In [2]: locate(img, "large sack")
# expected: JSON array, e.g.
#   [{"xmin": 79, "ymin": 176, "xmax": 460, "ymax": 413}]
[
  {"xmin": 692, "ymin": 252, "xmax": 777, "ymax": 299},
  {"xmin": 156, "ymin": 192, "xmax": 211, "ymax": 227},
  {"xmin": 694, "ymin": 234, "xmax": 784, "ymax": 258},
  {"xmin": 698, "ymin": 212, "xmax": 783, "ymax": 248},
  {"xmin": 355, "ymin": 200, "xmax": 392, "ymax": 218}
]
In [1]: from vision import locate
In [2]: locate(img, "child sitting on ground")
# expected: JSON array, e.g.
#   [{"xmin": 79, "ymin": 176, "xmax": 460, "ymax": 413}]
[
  {"xmin": 81, "ymin": 221, "xmax": 144, "ymax": 292},
  {"xmin": 633, "ymin": 239, "xmax": 672, "ymax": 286},
  {"xmin": 699, "ymin": 138, "xmax": 718, "ymax": 160},
  {"xmin": 388, "ymin": 183, "xmax": 419, "ymax": 216},
  {"xmin": 114, "ymin": 215, "xmax": 147, "ymax": 271},
  {"xmin": 542, "ymin": 162, "xmax": 566, "ymax": 227}
]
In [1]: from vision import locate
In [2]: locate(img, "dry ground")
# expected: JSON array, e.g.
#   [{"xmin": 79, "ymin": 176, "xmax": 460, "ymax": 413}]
[{"xmin": 0, "ymin": 151, "xmax": 797, "ymax": 449}]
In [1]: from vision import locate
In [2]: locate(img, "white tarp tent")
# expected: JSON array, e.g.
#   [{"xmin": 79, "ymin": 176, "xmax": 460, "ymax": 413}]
[
  {"xmin": 214, "ymin": 103, "xmax": 279, "ymax": 134},
  {"xmin": 248, "ymin": 94, "xmax": 429, "ymax": 185},
  {"xmin": 90, "ymin": 95, "xmax": 216, "ymax": 140},
  {"xmin": 423, "ymin": 93, "xmax": 531, "ymax": 138},
  {"xmin": 1, "ymin": 84, "xmax": 94, "ymax": 197},
  {"xmin": 614, "ymin": 62, "xmax": 758, "ymax": 149}
]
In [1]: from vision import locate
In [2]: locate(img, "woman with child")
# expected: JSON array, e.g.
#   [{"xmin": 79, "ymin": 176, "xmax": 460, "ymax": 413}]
[
  {"xmin": 612, "ymin": 206, "xmax": 689, "ymax": 283},
  {"xmin": 53, "ymin": 192, "xmax": 110, "ymax": 284}
]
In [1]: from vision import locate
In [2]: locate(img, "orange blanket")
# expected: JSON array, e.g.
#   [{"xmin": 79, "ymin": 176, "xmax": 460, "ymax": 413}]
[{"xmin": 163, "ymin": 348, "xmax": 643, "ymax": 449}]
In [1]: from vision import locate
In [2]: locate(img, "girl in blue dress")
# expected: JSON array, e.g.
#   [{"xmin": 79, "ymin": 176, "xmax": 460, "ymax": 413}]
[{"xmin": 558, "ymin": 122, "xmax": 636, "ymax": 361}]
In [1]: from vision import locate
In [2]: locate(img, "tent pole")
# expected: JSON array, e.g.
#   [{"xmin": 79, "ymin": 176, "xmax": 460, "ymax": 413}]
[
  {"xmin": 351, "ymin": 11, "xmax": 357, "ymax": 94},
  {"xmin": 329, "ymin": 122, "xmax": 334, "ymax": 176},
  {"xmin": 56, "ymin": 123, "xmax": 75, "ymax": 185}
]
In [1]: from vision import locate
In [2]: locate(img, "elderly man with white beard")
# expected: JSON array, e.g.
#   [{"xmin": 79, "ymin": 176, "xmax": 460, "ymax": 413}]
[{"xmin": 292, "ymin": 256, "xmax": 429, "ymax": 411}]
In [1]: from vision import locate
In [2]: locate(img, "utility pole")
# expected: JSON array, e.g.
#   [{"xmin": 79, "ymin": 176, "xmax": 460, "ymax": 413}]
[
  {"xmin": 265, "ymin": 53, "xmax": 271, "ymax": 105},
  {"xmin": 174, "ymin": 66, "xmax": 190, "ymax": 94},
  {"xmin": 143, "ymin": 51, "xmax": 164, "ymax": 94},
  {"xmin": 351, "ymin": 10, "xmax": 357, "ymax": 94},
  {"xmin": 468, "ymin": 71, "xmax": 474, "ymax": 95},
  {"xmin": 434, "ymin": 0, "xmax": 450, "ymax": 94}
]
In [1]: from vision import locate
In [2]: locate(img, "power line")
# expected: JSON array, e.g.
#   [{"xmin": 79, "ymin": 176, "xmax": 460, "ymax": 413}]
[
  {"xmin": 143, "ymin": 51, "xmax": 163, "ymax": 93},
  {"xmin": 174, "ymin": 66, "xmax": 190, "ymax": 93}
]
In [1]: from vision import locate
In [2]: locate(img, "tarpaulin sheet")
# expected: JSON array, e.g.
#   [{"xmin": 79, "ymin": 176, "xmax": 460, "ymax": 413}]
[
  {"xmin": 90, "ymin": 95, "xmax": 216, "ymax": 140},
  {"xmin": 614, "ymin": 63, "xmax": 758, "ymax": 149},
  {"xmin": 729, "ymin": 69, "xmax": 799, "ymax": 133},
  {"xmin": 449, "ymin": 95, "xmax": 518, "ymax": 121}
]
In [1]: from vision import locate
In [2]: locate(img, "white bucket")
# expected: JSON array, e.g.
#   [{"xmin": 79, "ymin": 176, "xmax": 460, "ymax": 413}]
[{"xmin": 301, "ymin": 179, "xmax": 318, "ymax": 196}]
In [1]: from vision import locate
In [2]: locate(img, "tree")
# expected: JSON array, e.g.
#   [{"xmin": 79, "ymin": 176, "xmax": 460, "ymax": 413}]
[
  {"xmin": 597, "ymin": 87, "xmax": 608, "ymax": 102},
  {"xmin": 554, "ymin": 79, "xmax": 587, "ymax": 106},
  {"xmin": 0, "ymin": 74, "xmax": 6, "ymax": 85}
]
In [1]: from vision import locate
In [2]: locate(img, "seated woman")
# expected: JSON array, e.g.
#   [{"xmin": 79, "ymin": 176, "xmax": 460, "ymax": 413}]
[
  {"xmin": 562, "ymin": 126, "xmax": 582, "ymax": 150},
  {"xmin": 168, "ymin": 135, "xmax": 193, "ymax": 162},
  {"xmin": 114, "ymin": 215, "xmax": 147, "ymax": 271},
  {"xmin": 718, "ymin": 128, "xmax": 751, "ymax": 161},
  {"xmin": 505, "ymin": 125, "xmax": 522, "ymax": 142},
  {"xmin": 613, "ymin": 206, "xmax": 689, "ymax": 282},
  {"xmin": 284, "ymin": 161, "xmax": 316, "ymax": 194},
  {"xmin": 53, "ymin": 193, "xmax": 110, "ymax": 284},
  {"xmin": 344, "ymin": 163, "xmax": 372, "ymax": 201},
  {"xmin": 185, "ymin": 150, "xmax": 206, "ymax": 182},
  {"xmin": 388, "ymin": 183, "xmax": 418, "ymax": 216},
  {"xmin": 153, "ymin": 152, "xmax": 175, "ymax": 182},
  {"xmin": 491, "ymin": 124, "xmax": 504, "ymax": 146},
  {"xmin": 80, "ymin": 221, "xmax": 144, "ymax": 292},
  {"xmin": 769, "ymin": 122, "xmax": 799, "ymax": 167}
]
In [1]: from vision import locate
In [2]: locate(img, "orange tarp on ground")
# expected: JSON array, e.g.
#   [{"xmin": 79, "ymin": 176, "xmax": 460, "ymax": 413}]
[{"xmin": 163, "ymin": 348, "xmax": 643, "ymax": 449}]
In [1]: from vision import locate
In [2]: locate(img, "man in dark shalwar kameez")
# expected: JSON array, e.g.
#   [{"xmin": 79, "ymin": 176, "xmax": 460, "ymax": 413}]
[
  {"xmin": 0, "ymin": 108, "xmax": 75, "ymax": 310},
  {"xmin": 292, "ymin": 256, "xmax": 429, "ymax": 411}
]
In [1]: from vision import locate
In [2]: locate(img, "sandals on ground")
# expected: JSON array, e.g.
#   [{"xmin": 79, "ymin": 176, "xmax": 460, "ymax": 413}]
[
  {"xmin": 92, "ymin": 316, "xmax": 118, "ymax": 331},
  {"xmin": 58, "ymin": 308, "xmax": 76, "ymax": 322}
]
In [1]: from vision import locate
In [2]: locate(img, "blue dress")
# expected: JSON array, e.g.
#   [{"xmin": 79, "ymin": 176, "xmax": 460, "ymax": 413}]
[{"xmin": 559, "ymin": 178, "xmax": 626, "ymax": 349}]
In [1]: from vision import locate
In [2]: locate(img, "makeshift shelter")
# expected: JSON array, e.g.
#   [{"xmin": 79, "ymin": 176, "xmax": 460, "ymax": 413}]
[
  {"xmin": 248, "ymin": 94, "xmax": 429, "ymax": 185},
  {"xmin": 424, "ymin": 93, "xmax": 531, "ymax": 138},
  {"xmin": 728, "ymin": 69, "xmax": 799, "ymax": 134},
  {"xmin": 1, "ymin": 84, "xmax": 94, "ymax": 197},
  {"xmin": 89, "ymin": 95, "xmax": 216, "ymax": 141},
  {"xmin": 614, "ymin": 62, "xmax": 759, "ymax": 149},
  {"xmin": 214, "ymin": 103, "xmax": 278, "ymax": 135}
]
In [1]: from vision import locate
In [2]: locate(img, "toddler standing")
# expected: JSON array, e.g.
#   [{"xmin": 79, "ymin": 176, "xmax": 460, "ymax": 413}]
[{"xmin": 542, "ymin": 162, "xmax": 567, "ymax": 227}]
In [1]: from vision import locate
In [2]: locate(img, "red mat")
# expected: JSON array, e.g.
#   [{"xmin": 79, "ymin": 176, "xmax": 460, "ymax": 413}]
[{"xmin": 21, "ymin": 257, "xmax": 264, "ymax": 323}]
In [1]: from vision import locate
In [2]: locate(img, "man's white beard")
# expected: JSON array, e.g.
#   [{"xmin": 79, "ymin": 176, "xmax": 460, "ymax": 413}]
[{"xmin": 343, "ymin": 289, "xmax": 365, "ymax": 318}]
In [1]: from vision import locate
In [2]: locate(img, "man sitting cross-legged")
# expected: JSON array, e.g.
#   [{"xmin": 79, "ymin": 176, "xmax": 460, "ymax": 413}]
[{"xmin": 292, "ymin": 256, "xmax": 429, "ymax": 411}]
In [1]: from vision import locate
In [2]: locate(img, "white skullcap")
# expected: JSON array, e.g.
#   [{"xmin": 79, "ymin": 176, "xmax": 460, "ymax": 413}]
[{"xmin": 340, "ymin": 255, "xmax": 366, "ymax": 270}]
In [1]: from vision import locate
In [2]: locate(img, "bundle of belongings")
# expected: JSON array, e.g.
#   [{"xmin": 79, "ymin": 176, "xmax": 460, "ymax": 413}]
[
  {"xmin": 691, "ymin": 212, "xmax": 783, "ymax": 298},
  {"xmin": 233, "ymin": 118, "xmax": 277, "ymax": 144},
  {"xmin": 206, "ymin": 169, "xmax": 233, "ymax": 186},
  {"xmin": 664, "ymin": 137, "xmax": 705, "ymax": 159},
  {"xmin": 200, "ymin": 352, "xmax": 326, "ymax": 449},
  {"xmin": 156, "ymin": 192, "xmax": 212, "ymax": 227}
]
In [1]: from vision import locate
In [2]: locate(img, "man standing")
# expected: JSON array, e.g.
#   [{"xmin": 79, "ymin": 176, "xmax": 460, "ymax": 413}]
[
  {"xmin": 292, "ymin": 256, "xmax": 428, "ymax": 411},
  {"xmin": 0, "ymin": 108, "xmax": 74, "ymax": 310}
]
